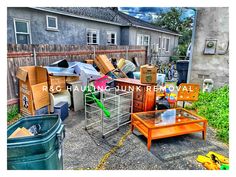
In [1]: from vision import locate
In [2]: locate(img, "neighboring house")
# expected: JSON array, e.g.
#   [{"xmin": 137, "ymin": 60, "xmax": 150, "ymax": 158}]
[{"xmin": 7, "ymin": 7, "xmax": 180, "ymax": 62}]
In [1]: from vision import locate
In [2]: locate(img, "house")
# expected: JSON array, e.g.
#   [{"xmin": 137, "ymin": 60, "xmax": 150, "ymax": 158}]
[{"xmin": 7, "ymin": 7, "xmax": 180, "ymax": 62}]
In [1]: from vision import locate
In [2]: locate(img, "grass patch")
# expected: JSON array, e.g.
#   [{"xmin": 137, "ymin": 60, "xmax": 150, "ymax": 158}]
[
  {"xmin": 7, "ymin": 105, "xmax": 19, "ymax": 122},
  {"xmin": 190, "ymin": 85, "xmax": 229, "ymax": 143}
]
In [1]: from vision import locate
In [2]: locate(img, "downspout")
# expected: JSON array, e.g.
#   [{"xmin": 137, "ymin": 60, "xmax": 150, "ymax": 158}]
[{"xmin": 187, "ymin": 8, "xmax": 197, "ymax": 83}]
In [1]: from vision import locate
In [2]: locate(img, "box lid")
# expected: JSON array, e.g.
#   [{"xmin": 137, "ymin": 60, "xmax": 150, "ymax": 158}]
[{"xmin": 31, "ymin": 82, "xmax": 50, "ymax": 110}]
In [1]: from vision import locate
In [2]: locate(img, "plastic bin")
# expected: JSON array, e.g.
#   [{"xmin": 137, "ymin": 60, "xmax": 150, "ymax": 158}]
[
  {"xmin": 7, "ymin": 114, "xmax": 65, "ymax": 170},
  {"xmin": 176, "ymin": 60, "xmax": 189, "ymax": 86}
]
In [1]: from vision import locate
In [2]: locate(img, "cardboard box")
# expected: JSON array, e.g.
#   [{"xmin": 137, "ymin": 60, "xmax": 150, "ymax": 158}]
[
  {"xmin": 8, "ymin": 127, "xmax": 33, "ymax": 139},
  {"xmin": 95, "ymin": 55, "xmax": 115, "ymax": 74},
  {"xmin": 48, "ymin": 76, "xmax": 66, "ymax": 93},
  {"xmin": 16, "ymin": 66, "xmax": 50, "ymax": 116},
  {"xmin": 85, "ymin": 59, "xmax": 94, "ymax": 65},
  {"xmin": 66, "ymin": 76, "xmax": 80, "ymax": 83},
  {"xmin": 140, "ymin": 65, "xmax": 157, "ymax": 84}
]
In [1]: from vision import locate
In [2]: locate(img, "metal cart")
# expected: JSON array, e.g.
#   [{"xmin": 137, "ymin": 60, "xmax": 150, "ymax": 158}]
[{"xmin": 85, "ymin": 87, "xmax": 133, "ymax": 137}]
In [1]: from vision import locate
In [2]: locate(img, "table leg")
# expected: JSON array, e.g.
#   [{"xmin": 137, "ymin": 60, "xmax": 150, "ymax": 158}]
[
  {"xmin": 202, "ymin": 121, "xmax": 207, "ymax": 140},
  {"xmin": 147, "ymin": 138, "xmax": 152, "ymax": 151},
  {"xmin": 131, "ymin": 124, "xmax": 134, "ymax": 133},
  {"xmin": 147, "ymin": 129, "xmax": 152, "ymax": 151}
]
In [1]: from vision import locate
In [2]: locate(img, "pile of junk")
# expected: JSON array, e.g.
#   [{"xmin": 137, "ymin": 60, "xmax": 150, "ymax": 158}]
[{"xmin": 7, "ymin": 55, "xmax": 168, "ymax": 170}]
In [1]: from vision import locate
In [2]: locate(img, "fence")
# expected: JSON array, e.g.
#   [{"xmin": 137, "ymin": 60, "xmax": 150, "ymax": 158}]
[{"xmin": 7, "ymin": 44, "xmax": 147, "ymax": 105}]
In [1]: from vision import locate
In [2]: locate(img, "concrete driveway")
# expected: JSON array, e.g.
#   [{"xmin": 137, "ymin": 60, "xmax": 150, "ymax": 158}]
[{"xmin": 63, "ymin": 110, "xmax": 229, "ymax": 170}]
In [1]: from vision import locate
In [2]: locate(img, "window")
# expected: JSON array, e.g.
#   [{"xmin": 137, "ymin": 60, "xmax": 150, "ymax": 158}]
[
  {"xmin": 137, "ymin": 34, "xmax": 143, "ymax": 45},
  {"xmin": 137, "ymin": 34, "xmax": 150, "ymax": 46},
  {"xmin": 158, "ymin": 36, "xmax": 162, "ymax": 49},
  {"xmin": 162, "ymin": 37, "xmax": 166, "ymax": 49},
  {"xmin": 143, "ymin": 35, "xmax": 150, "ymax": 46},
  {"xmin": 14, "ymin": 19, "xmax": 31, "ymax": 44},
  {"xmin": 107, "ymin": 32, "xmax": 117, "ymax": 45},
  {"xmin": 87, "ymin": 29, "xmax": 99, "ymax": 45},
  {"xmin": 46, "ymin": 15, "xmax": 58, "ymax": 30},
  {"xmin": 166, "ymin": 38, "xmax": 170, "ymax": 52}
]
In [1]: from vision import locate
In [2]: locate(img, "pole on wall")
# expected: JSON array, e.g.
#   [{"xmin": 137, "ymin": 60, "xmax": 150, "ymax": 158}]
[
  {"xmin": 187, "ymin": 8, "xmax": 197, "ymax": 83},
  {"xmin": 33, "ymin": 48, "xmax": 37, "ymax": 66}
]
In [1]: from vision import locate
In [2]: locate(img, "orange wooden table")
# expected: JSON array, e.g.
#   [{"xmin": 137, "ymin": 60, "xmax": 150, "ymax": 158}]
[{"xmin": 131, "ymin": 108, "xmax": 207, "ymax": 151}]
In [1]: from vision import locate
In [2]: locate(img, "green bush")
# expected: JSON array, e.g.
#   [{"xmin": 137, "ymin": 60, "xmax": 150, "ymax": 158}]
[
  {"xmin": 7, "ymin": 105, "xmax": 19, "ymax": 122},
  {"xmin": 191, "ymin": 85, "xmax": 229, "ymax": 143}
]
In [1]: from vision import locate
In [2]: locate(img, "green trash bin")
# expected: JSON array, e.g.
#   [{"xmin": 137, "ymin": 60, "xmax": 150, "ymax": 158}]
[{"xmin": 7, "ymin": 114, "xmax": 65, "ymax": 170}]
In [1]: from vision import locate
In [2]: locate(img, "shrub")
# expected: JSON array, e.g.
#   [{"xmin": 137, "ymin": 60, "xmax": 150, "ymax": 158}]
[{"xmin": 191, "ymin": 85, "xmax": 229, "ymax": 143}]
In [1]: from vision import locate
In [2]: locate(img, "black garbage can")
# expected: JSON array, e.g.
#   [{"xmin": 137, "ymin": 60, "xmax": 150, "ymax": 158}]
[{"xmin": 176, "ymin": 60, "xmax": 189, "ymax": 86}]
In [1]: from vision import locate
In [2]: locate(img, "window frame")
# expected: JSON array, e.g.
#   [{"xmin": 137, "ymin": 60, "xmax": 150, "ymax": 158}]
[
  {"xmin": 162, "ymin": 37, "xmax": 166, "ymax": 49},
  {"xmin": 46, "ymin": 15, "xmax": 58, "ymax": 30},
  {"xmin": 13, "ymin": 18, "xmax": 32, "ymax": 44},
  {"xmin": 86, "ymin": 28, "xmax": 99, "ymax": 45},
  {"xmin": 158, "ymin": 36, "xmax": 162, "ymax": 49},
  {"xmin": 143, "ymin": 35, "xmax": 150, "ymax": 46},
  {"xmin": 165, "ymin": 37, "xmax": 170, "ymax": 52},
  {"xmin": 106, "ymin": 31, "xmax": 117, "ymax": 45},
  {"xmin": 137, "ymin": 34, "xmax": 150, "ymax": 46},
  {"xmin": 137, "ymin": 34, "xmax": 143, "ymax": 45}
]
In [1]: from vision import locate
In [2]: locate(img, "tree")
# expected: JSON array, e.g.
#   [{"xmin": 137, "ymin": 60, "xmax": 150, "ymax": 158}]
[{"xmin": 153, "ymin": 8, "xmax": 194, "ymax": 57}]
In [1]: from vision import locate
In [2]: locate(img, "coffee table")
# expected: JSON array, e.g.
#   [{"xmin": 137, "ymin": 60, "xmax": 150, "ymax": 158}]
[{"xmin": 131, "ymin": 108, "xmax": 207, "ymax": 151}]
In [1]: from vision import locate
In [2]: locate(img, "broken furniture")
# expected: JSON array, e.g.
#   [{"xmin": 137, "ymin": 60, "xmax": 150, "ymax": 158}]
[
  {"xmin": 131, "ymin": 108, "xmax": 207, "ymax": 151},
  {"xmin": 85, "ymin": 88, "xmax": 133, "ymax": 137},
  {"xmin": 115, "ymin": 78, "xmax": 156, "ymax": 113},
  {"xmin": 176, "ymin": 83, "xmax": 200, "ymax": 107},
  {"xmin": 164, "ymin": 83, "xmax": 200, "ymax": 108},
  {"xmin": 70, "ymin": 61, "xmax": 101, "ymax": 86},
  {"xmin": 94, "ymin": 55, "xmax": 115, "ymax": 74}
]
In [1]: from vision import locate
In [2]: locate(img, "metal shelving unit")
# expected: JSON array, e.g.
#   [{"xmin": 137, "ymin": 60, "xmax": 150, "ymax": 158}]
[{"xmin": 85, "ymin": 88, "xmax": 133, "ymax": 137}]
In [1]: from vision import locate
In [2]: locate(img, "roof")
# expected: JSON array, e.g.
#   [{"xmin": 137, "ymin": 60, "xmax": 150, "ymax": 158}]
[{"xmin": 31, "ymin": 7, "xmax": 180, "ymax": 36}]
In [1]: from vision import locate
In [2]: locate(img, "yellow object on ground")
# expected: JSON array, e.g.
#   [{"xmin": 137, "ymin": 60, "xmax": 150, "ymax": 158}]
[
  {"xmin": 196, "ymin": 151, "xmax": 229, "ymax": 170},
  {"xmin": 196, "ymin": 155, "xmax": 212, "ymax": 164},
  {"xmin": 206, "ymin": 151, "xmax": 229, "ymax": 164}
]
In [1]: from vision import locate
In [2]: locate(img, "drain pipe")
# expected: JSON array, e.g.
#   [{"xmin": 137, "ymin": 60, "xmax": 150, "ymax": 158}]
[
  {"xmin": 33, "ymin": 48, "xmax": 37, "ymax": 66},
  {"xmin": 187, "ymin": 8, "xmax": 197, "ymax": 83}
]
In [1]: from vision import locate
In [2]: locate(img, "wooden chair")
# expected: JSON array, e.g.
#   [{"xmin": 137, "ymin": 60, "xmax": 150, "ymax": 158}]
[
  {"xmin": 176, "ymin": 83, "xmax": 200, "ymax": 107},
  {"xmin": 165, "ymin": 83, "xmax": 200, "ymax": 108}
]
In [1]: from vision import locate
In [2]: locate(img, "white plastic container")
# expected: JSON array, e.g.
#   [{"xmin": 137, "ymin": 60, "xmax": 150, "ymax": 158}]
[{"xmin": 49, "ymin": 90, "xmax": 71, "ymax": 113}]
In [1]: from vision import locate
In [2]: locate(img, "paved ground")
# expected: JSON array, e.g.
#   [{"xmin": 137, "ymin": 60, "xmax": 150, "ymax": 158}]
[{"xmin": 63, "ymin": 110, "xmax": 229, "ymax": 170}]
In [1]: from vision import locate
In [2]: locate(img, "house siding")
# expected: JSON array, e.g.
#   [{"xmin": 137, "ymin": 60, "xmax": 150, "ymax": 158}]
[
  {"xmin": 7, "ymin": 7, "xmax": 179, "ymax": 63},
  {"xmin": 129, "ymin": 27, "xmax": 178, "ymax": 63},
  {"xmin": 7, "ymin": 7, "xmax": 121, "ymax": 45},
  {"xmin": 120, "ymin": 26, "xmax": 130, "ymax": 45}
]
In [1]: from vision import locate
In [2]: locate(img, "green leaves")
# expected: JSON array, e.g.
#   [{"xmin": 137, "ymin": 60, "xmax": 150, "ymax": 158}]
[
  {"xmin": 7, "ymin": 105, "xmax": 19, "ymax": 122},
  {"xmin": 191, "ymin": 85, "xmax": 229, "ymax": 143}
]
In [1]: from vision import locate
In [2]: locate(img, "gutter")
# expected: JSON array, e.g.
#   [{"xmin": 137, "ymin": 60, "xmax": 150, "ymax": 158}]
[
  {"xmin": 133, "ymin": 25, "xmax": 182, "ymax": 36},
  {"xmin": 30, "ymin": 7, "xmax": 126, "ymax": 26}
]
